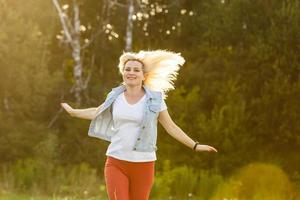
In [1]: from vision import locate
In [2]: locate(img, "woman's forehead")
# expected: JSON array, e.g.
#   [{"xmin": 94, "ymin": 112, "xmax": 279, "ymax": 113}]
[{"xmin": 124, "ymin": 60, "xmax": 143, "ymax": 68}]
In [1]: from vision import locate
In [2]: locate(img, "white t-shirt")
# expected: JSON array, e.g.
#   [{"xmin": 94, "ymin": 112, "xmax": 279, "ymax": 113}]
[{"xmin": 105, "ymin": 92, "xmax": 167, "ymax": 162}]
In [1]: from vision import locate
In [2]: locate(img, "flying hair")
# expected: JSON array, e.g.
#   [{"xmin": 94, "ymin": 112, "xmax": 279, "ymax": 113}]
[{"xmin": 118, "ymin": 49, "xmax": 185, "ymax": 99}]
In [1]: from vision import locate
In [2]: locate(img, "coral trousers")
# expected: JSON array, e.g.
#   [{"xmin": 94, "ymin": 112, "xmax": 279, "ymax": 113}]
[{"xmin": 104, "ymin": 156, "xmax": 155, "ymax": 200}]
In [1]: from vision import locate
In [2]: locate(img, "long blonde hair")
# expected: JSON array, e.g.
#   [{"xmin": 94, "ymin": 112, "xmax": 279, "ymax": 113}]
[{"xmin": 118, "ymin": 49, "xmax": 185, "ymax": 99}]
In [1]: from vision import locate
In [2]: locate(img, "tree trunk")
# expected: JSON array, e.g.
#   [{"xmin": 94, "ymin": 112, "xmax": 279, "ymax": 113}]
[{"xmin": 125, "ymin": 0, "xmax": 134, "ymax": 52}]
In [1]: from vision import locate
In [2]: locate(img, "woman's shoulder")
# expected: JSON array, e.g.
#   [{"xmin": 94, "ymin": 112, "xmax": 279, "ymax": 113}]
[{"xmin": 146, "ymin": 88, "xmax": 162, "ymax": 99}]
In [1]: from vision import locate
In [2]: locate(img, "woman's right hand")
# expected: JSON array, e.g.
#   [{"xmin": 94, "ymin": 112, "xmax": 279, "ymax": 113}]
[{"xmin": 61, "ymin": 103, "xmax": 75, "ymax": 117}]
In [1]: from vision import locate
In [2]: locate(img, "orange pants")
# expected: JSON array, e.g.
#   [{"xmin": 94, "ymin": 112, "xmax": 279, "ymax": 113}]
[{"xmin": 104, "ymin": 156, "xmax": 155, "ymax": 200}]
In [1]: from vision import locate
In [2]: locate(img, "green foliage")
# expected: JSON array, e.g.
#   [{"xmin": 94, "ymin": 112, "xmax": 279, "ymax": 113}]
[
  {"xmin": 169, "ymin": 165, "xmax": 198, "ymax": 199},
  {"xmin": 211, "ymin": 163, "xmax": 296, "ymax": 200},
  {"xmin": 1, "ymin": 0, "xmax": 300, "ymax": 198},
  {"xmin": 10, "ymin": 158, "xmax": 39, "ymax": 191},
  {"xmin": 56, "ymin": 163, "xmax": 101, "ymax": 197},
  {"xmin": 0, "ymin": 0, "xmax": 63, "ymax": 164},
  {"xmin": 0, "ymin": 159, "xmax": 103, "ymax": 198},
  {"xmin": 151, "ymin": 160, "xmax": 174, "ymax": 199},
  {"xmin": 1, "ymin": 161, "xmax": 299, "ymax": 200},
  {"xmin": 196, "ymin": 170, "xmax": 224, "ymax": 200},
  {"xmin": 151, "ymin": 160, "xmax": 223, "ymax": 200},
  {"xmin": 0, "ymin": 193, "xmax": 103, "ymax": 200}
]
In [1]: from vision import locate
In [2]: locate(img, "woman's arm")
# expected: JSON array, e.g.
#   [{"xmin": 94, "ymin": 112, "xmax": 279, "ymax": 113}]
[
  {"xmin": 158, "ymin": 110, "xmax": 217, "ymax": 152},
  {"xmin": 60, "ymin": 103, "xmax": 104, "ymax": 120}
]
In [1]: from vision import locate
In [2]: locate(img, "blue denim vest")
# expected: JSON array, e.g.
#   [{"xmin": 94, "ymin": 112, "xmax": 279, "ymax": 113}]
[{"xmin": 88, "ymin": 84, "xmax": 162, "ymax": 152}]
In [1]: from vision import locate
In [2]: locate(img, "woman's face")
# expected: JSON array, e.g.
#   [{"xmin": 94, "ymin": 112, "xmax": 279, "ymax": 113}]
[{"xmin": 122, "ymin": 60, "xmax": 145, "ymax": 87}]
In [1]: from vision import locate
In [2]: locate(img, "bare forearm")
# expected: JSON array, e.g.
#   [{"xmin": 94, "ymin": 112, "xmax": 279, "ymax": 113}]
[
  {"xmin": 158, "ymin": 110, "xmax": 217, "ymax": 153},
  {"xmin": 167, "ymin": 124, "xmax": 196, "ymax": 150},
  {"xmin": 61, "ymin": 102, "xmax": 103, "ymax": 120},
  {"xmin": 71, "ymin": 107, "xmax": 97, "ymax": 120}
]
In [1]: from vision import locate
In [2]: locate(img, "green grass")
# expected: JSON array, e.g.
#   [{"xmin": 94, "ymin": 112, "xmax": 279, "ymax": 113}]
[
  {"xmin": 0, "ymin": 193, "xmax": 49, "ymax": 200},
  {"xmin": 0, "ymin": 193, "xmax": 105, "ymax": 200}
]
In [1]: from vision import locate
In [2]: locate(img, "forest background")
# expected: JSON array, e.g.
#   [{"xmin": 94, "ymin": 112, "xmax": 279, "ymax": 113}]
[{"xmin": 0, "ymin": 0, "xmax": 299, "ymax": 199}]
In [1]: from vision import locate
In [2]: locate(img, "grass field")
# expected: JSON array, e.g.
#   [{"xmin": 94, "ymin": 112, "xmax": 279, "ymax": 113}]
[{"xmin": 0, "ymin": 194, "xmax": 105, "ymax": 200}]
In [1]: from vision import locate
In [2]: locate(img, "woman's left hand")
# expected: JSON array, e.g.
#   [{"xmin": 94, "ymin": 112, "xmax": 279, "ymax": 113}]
[{"xmin": 195, "ymin": 144, "xmax": 218, "ymax": 152}]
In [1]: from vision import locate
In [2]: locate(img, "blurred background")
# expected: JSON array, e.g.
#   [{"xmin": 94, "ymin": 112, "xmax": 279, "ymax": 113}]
[{"xmin": 0, "ymin": 0, "xmax": 299, "ymax": 199}]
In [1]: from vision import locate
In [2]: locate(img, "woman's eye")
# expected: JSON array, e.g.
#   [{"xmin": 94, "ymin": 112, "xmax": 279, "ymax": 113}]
[{"xmin": 124, "ymin": 68, "xmax": 140, "ymax": 72}]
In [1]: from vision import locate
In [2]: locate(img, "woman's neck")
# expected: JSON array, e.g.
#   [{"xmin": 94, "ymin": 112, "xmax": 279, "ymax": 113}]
[{"xmin": 124, "ymin": 85, "xmax": 145, "ymax": 97}]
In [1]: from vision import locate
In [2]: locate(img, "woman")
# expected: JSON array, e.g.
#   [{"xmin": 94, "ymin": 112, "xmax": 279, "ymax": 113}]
[{"xmin": 61, "ymin": 49, "xmax": 217, "ymax": 200}]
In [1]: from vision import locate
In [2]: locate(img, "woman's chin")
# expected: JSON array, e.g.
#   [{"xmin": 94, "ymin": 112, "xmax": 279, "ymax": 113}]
[{"xmin": 124, "ymin": 81, "xmax": 142, "ymax": 87}]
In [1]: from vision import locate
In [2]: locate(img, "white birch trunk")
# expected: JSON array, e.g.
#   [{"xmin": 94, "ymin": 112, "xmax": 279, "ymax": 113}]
[
  {"xmin": 72, "ymin": 1, "xmax": 83, "ymax": 105},
  {"xmin": 52, "ymin": 0, "xmax": 83, "ymax": 105},
  {"xmin": 125, "ymin": 0, "xmax": 134, "ymax": 51}
]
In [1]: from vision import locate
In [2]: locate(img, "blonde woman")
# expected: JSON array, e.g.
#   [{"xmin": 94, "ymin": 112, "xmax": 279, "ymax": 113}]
[{"xmin": 61, "ymin": 49, "xmax": 217, "ymax": 200}]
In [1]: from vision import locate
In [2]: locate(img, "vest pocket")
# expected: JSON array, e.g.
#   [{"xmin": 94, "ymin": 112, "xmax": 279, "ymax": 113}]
[{"xmin": 148, "ymin": 104, "xmax": 160, "ymax": 113}]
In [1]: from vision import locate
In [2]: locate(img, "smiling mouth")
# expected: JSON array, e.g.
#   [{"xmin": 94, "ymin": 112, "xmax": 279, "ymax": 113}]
[{"xmin": 127, "ymin": 77, "xmax": 136, "ymax": 80}]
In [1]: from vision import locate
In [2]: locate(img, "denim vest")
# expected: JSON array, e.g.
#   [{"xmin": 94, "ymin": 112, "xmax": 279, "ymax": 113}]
[{"xmin": 88, "ymin": 84, "xmax": 162, "ymax": 152}]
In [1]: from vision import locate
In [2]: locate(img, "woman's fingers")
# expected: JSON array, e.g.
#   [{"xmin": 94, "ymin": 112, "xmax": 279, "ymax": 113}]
[
  {"xmin": 61, "ymin": 103, "xmax": 69, "ymax": 108},
  {"xmin": 210, "ymin": 147, "xmax": 218, "ymax": 152},
  {"xmin": 61, "ymin": 103, "xmax": 73, "ymax": 115},
  {"xmin": 61, "ymin": 103, "xmax": 68, "ymax": 110},
  {"xmin": 61, "ymin": 103, "xmax": 71, "ymax": 109},
  {"xmin": 209, "ymin": 146, "xmax": 218, "ymax": 152},
  {"xmin": 207, "ymin": 146, "xmax": 217, "ymax": 152},
  {"xmin": 196, "ymin": 145, "xmax": 218, "ymax": 152}
]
